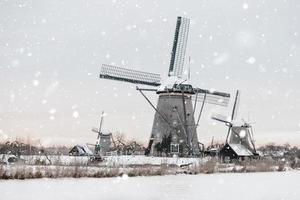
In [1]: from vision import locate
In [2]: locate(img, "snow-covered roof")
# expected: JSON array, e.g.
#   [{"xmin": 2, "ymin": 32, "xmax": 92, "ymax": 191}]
[
  {"xmin": 81, "ymin": 144, "xmax": 93, "ymax": 155},
  {"xmin": 70, "ymin": 145, "xmax": 93, "ymax": 156},
  {"xmin": 228, "ymin": 143, "xmax": 253, "ymax": 156},
  {"xmin": 157, "ymin": 76, "xmax": 189, "ymax": 92}
]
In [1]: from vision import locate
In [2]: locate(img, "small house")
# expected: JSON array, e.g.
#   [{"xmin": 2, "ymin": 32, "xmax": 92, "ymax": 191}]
[
  {"xmin": 69, "ymin": 145, "xmax": 93, "ymax": 156},
  {"xmin": 219, "ymin": 143, "xmax": 253, "ymax": 162}
]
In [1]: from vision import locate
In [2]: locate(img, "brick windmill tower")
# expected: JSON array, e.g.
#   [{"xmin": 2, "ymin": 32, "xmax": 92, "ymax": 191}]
[{"xmin": 99, "ymin": 17, "xmax": 230, "ymax": 156}]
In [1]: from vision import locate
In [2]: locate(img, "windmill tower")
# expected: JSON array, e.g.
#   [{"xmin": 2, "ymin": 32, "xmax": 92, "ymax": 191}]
[
  {"xmin": 99, "ymin": 16, "xmax": 231, "ymax": 157},
  {"xmin": 212, "ymin": 90, "xmax": 257, "ymax": 153}
]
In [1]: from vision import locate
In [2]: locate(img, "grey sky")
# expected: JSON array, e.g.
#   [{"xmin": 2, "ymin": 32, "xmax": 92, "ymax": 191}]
[{"xmin": 0, "ymin": 0, "xmax": 299, "ymax": 146}]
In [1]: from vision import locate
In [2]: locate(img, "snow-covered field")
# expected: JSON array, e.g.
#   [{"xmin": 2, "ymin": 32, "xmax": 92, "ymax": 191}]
[
  {"xmin": 1, "ymin": 171, "xmax": 299, "ymax": 200},
  {"xmin": 1, "ymin": 154, "xmax": 205, "ymax": 166}
]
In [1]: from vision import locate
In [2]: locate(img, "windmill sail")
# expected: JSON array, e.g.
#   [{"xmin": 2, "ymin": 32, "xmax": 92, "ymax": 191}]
[
  {"xmin": 193, "ymin": 88, "xmax": 230, "ymax": 107},
  {"xmin": 231, "ymin": 90, "xmax": 240, "ymax": 121},
  {"xmin": 211, "ymin": 113, "xmax": 231, "ymax": 124},
  {"xmin": 168, "ymin": 16, "xmax": 190, "ymax": 78},
  {"xmin": 100, "ymin": 64, "xmax": 161, "ymax": 86}
]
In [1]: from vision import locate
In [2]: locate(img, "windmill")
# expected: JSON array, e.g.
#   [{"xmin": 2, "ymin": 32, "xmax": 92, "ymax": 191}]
[
  {"xmin": 211, "ymin": 90, "xmax": 257, "ymax": 153},
  {"xmin": 99, "ymin": 16, "xmax": 231, "ymax": 156},
  {"xmin": 91, "ymin": 111, "xmax": 115, "ymax": 155}
]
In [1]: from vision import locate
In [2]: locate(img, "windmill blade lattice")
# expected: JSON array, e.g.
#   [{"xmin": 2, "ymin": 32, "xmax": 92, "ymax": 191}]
[
  {"xmin": 192, "ymin": 89, "xmax": 230, "ymax": 107},
  {"xmin": 100, "ymin": 64, "xmax": 161, "ymax": 86},
  {"xmin": 168, "ymin": 17, "xmax": 190, "ymax": 78}
]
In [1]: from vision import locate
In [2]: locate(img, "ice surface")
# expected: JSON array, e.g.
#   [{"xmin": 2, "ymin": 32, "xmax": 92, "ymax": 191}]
[{"xmin": 1, "ymin": 171, "xmax": 299, "ymax": 200}]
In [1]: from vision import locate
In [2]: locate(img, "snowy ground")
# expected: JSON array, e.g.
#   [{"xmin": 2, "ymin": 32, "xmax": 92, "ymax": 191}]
[{"xmin": 1, "ymin": 171, "xmax": 299, "ymax": 200}]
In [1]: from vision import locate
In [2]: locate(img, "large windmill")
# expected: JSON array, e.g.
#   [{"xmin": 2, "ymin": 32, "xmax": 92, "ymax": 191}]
[{"xmin": 99, "ymin": 16, "xmax": 230, "ymax": 156}]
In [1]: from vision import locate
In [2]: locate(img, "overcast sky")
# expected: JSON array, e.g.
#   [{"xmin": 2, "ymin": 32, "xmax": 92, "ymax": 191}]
[{"xmin": 0, "ymin": 0, "xmax": 299, "ymax": 147}]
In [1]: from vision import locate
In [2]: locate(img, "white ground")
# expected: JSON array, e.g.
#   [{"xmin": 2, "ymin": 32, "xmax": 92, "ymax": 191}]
[
  {"xmin": 1, "ymin": 154, "xmax": 205, "ymax": 166},
  {"xmin": 1, "ymin": 171, "xmax": 300, "ymax": 200}
]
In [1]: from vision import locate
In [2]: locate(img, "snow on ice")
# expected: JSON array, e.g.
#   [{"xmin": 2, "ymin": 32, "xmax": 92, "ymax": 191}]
[{"xmin": 1, "ymin": 171, "xmax": 299, "ymax": 200}]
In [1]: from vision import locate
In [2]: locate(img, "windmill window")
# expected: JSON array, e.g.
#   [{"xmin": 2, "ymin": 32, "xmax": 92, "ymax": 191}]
[{"xmin": 170, "ymin": 143, "xmax": 179, "ymax": 154}]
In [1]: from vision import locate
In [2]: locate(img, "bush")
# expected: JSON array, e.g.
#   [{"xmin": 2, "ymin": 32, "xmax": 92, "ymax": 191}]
[{"xmin": 201, "ymin": 160, "xmax": 217, "ymax": 174}]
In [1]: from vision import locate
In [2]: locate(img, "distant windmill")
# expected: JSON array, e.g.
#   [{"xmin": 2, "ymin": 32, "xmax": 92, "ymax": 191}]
[
  {"xmin": 91, "ymin": 111, "xmax": 115, "ymax": 155},
  {"xmin": 99, "ymin": 16, "xmax": 231, "ymax": 156},
  {"xmin": 212, "ymin": 90, "xmax": 257, "ymax": 153}
]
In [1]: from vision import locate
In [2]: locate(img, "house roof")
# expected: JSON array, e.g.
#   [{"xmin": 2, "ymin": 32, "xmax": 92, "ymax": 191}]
[
  {"xmin": 228, "ymin": 143, "xmax": 253, "ymax": 156},
  {"xmin": 70, "ymin": 144, "xmax": 93, "ymax": 156}
]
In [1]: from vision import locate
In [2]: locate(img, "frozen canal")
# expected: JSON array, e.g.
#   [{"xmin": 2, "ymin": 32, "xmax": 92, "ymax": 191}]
[{"xmin": 1, "ymin": 171, "xmax": 300, "ymax": 200}]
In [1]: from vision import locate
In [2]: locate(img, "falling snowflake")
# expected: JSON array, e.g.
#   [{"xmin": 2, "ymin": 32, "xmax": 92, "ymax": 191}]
[
  {"xmin": 32, "ymin": 79, "xmax": 39, "ymax": 86},
  {"xmin": 49, "ymin": 109, "xmax": 56, "ymax": 114},
  {"xmin": 10, "ymin": 92, "xmax": 15, "ymax": 102},
  {"xmin": 73, "ymin": 111, "xmax": 79, "ymax": 118},
  {"xmin": 246, "ymin": 57, "xmax": 256, "ymax": 64},
  {"xmin": 41, "ymin": 19, "xmax": 47, "ymax": 24},
  {"xmin": 243, "ymin": 3, "xmax": 249, "ymax": 10},
  {"xmin": 259, "ymin": 64, "xmax": 266, "ymax": 72},
  {"xmin": 146, "ymin": 18, "xmax": 153, "ymax": 23},
  {"xmin": 35, "ymin": 71, "xmax": 41, "ymax": 77}
]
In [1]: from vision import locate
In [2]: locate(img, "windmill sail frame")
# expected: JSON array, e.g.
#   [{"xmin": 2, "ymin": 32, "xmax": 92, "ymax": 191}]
[
  {"xmin": 168, "ymin": 17, "xmax": 190, "ymax": 77},
  {"xmin": 100, "ymin": 64, "xmax": 161, "ymax": 86}
]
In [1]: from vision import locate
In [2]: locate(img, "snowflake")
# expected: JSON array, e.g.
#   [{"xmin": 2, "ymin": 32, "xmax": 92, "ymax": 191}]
[
  {"xmin": 41, "ymin": 19, "xmax": 47, "ymax": 24},
  {"xmin": 49, "ymin": 109, "xmax": 56, "ymax": 114},
  {"xmin": 10, "ymin": 93, "xmax": 15, "ymax": 102},
  {"xmin": 35, "ymin": 71, "xmax": 41, "ymax": 77},
  {"xmin": 246, "ymin": 57, "xmax": 256, "ymax": 64},
  {"xmin": 32, "ymin": 79, "xmax": 39, "ymax": 86},
  {"xmin": 146, "ymin": 18, "xmax": 153, "ymax": 23},
  {"xmin": 259, "ymin": 64, "xmax": 266, "ymax": 72},
  {"xmin": 243, "ymin": 3, "xmax": 249, "ymax": 10},
  {"xmin": 73, "ymin": 111, "xmax": 79, "ymax": 118}
]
